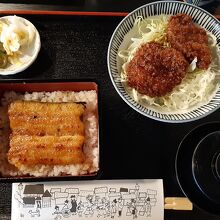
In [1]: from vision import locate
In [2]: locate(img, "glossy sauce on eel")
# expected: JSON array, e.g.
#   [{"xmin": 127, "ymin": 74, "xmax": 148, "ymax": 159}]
[{"xmin": 7, "ymin": 101, "xmax": 86, "ymax": 169}]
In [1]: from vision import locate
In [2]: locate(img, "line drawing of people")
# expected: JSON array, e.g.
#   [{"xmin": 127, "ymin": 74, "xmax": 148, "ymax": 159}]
[
  {"xmin": 132, "ymin": 199, "xmax": 137, "ymax": 219},
  {"xmin": 97, "ymin": 198, "xmax": 104, "ymax": 218},
  {"xmin": 129, "ymin": 199, "xmax": 137, "ymax": 219},
  {"xmin": 105, "ymin": 198, "xmax": 111, "ymax": 217},
  {"xmin": 77, "ymin": 201, "xmax": 84, "ymax": 217},
  {"xmin": 110, "ymin": 199, "xmax": 117, "ymax": 219},
  {"xmin": 52, "ymin": 206, "xmax": 62, "ymax": 220},
  {"xmin": 37, "ymin": 201, "xmax": 41, "ymax": 209},
  {"xmin": 94, "ymin": 196, "xmax": 100, "ymax": 207},
  {"xmin": 86, "ymin": 194, "xmax": 93, "ymax": 204},
  {"xmin": 126, "ymin": 201, "xmax": 132, "ymax": 216},
  {"xmin": 62, "ymin": 200, "xmax": 69, "ymax": 210},
  {"xmin": 117, "ymin": 197, "xmax": 123, "ymax": 217},
  {"xmin": 97, "ymin": 197, "xmax": 109, "ymax": 218},
  {"xmin": 54, "ymin": 205, "xmax": 60, "ymax": 214},
  {"xmin": 84, "ymin": 195, "xmax": 94, "ymax": 217},
  {"xmin": 97, "ymin": 203, "xmax": 105, "ymax": 218},
  {"xmin": 139, "ymin": 201, "xmax": 146, "ymax": 216},
  {"xmin": 145, "ymin": 197, "xmax": 152, "ymax": 217},
  {"xmin": 70, "ymin": 195, "xmax": 77, "ymax": 215},
  {"xmin": 62, "ymin": 200, "xmax": 71, "ymax": 218}
]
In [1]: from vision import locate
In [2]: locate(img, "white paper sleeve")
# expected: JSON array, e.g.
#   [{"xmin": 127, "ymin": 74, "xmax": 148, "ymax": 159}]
[{"xmin": 11, "ymin": 179, "xmax": 164, "ymax": 220}]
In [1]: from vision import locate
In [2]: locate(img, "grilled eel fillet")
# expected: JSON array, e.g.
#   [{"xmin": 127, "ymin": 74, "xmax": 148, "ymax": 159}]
[
  {"xmin": 7, "ymin": 101, "xmax": 86, "ymax": 168},
  {"xmin": 8, "ymin": 101, "xmax": 85, "ymax": 136}
]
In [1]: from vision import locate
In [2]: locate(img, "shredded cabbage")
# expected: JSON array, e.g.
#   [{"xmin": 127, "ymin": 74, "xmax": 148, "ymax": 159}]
[{"xmin": 118, "ymin": 15, "xmax": 220, "ymax": 114}]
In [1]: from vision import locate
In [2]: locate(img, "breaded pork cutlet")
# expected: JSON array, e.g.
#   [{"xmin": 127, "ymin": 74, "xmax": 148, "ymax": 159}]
[
  {"xmin": 167, "ymin": 13, "xmax": 211, "ymax": 69},
  {"xmin": 126, "ymin": 42, "xmax": 188, "ymax": 97}
]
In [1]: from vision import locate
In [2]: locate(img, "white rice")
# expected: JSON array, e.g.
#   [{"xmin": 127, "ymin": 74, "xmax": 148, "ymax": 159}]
[{"xmin": 0, "ymin": 90, "xmax": 99, "ymax": 177}]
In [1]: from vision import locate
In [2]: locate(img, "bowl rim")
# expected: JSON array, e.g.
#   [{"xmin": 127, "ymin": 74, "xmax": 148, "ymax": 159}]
[
  {"xmin": 0, "ymin": 15, "xmax": 41, "ymax": 76},
  {"xmin": 191, "ymin": 130, "xmax": 220, "ymax": 195},
  {"xmin": 175, "ymin": 121, "xmax": 220, "ymax": 215},
  {"xmin": 107, "ymin": 0, "xmax": 220, "ymax": 123}
]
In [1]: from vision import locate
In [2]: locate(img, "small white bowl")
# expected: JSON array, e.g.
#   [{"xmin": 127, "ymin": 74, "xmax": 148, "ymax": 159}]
[{"xmin": 0, "ymin": 16, "xmax": 41, "ymax": 75}]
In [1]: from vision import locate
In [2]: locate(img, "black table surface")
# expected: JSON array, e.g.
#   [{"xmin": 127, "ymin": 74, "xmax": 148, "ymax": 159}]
[{"xmin": 0, "ymin": 1, "xmax": 220, "ymax": 220}]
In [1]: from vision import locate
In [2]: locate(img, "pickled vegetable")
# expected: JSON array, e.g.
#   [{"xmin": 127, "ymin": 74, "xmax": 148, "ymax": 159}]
[{"xmin": 0, "ymin": 51, "xmax": 7, "ymax": 68}]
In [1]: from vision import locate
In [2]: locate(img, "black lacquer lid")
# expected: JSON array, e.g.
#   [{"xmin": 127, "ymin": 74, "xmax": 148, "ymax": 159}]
[
  {"xmin": 192, "ymin": 131, "xmax": 220, "ymax": 205},
  {"xmin": 176, "ymin": 122, "xmax": 220, "ymax": 216}
]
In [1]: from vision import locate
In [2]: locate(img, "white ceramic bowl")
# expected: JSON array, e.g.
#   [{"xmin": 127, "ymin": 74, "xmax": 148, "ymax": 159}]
[
  {"xmin": 0, "ymin": 16, "xmax": 41, "ymax": 75},
  {"xmin": 107, "ymin": 1, "xmax": 220, "ymax": 123}
]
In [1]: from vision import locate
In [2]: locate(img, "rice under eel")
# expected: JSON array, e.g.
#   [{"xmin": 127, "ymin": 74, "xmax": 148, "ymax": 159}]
[{"xmin": 7, "ymin": 101, "xmax": 86, "ymax": 168}]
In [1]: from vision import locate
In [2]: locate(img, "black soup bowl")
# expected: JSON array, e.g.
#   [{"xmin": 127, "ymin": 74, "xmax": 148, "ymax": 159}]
[{"xmin": 176, "ymin": 122, "xmax": 220, "ymax": 215}]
